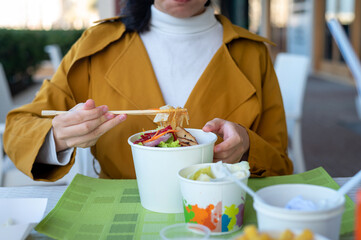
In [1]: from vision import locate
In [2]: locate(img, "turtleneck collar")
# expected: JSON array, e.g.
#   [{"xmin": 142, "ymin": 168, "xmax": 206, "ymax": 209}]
[{"xmin": 150, "ymin": 5, "xmax": 218, "ymax": 34}]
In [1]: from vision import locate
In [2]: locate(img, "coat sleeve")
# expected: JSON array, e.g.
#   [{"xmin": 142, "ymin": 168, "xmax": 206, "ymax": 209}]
[
  {"xmin": 246, "ymin": 44, "xmax": 293, "ymax": 177},
  {"xmin": 3, "ymin": 37, "xmax": 89, "ymax": 182}
]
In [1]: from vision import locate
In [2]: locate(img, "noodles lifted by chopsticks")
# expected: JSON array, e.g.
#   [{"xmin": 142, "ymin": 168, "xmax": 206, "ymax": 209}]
[{"xmin": 153, "ymin": 105, "xmax": 189, "ymax": 129}]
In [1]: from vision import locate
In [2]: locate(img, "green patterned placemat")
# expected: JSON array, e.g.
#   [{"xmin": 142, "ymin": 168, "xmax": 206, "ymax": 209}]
[{"xmin": 35, "ymin": 167, "xmax": 354, "ymax": 239}]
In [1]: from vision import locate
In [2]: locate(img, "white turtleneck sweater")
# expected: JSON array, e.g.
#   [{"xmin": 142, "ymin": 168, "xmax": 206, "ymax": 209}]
[
  {"xmin": 37, "ymin": 5, "xmax": 223, "ymax": 166},
  {"xmin": 140, "ymin": 5, "xmax": 223, "ymax": 107}
]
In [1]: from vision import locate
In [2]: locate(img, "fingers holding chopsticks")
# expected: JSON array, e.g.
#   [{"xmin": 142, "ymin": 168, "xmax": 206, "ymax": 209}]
[{"xmin": 52, "ymin": 99, "xmax": 127, "ymax": 152}]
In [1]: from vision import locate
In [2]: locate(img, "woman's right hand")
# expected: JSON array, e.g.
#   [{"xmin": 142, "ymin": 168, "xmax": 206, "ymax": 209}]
[{"xmin": 52, "ymin": 99, "xmax": 126, "ymax": 152}]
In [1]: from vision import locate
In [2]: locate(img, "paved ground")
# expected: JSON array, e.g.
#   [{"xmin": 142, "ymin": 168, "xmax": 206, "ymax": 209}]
[
  {"xmin": 11, "ymin": 74, "xmax": 361, "ymax": 178},
  {"xmin": 302, "ymin": 75, "xmax": 361, "ymax": 177}
]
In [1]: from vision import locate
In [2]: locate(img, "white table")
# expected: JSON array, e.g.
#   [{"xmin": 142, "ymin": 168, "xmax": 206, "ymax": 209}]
[{"xmin": 0, "ymin": 178, "xmax": 358, "ymax": 240}]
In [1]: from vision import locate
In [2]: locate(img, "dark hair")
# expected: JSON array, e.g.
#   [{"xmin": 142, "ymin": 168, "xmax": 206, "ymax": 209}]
[{"xmin": 121, "ymin": 0, "xmax": 211, "ymax": 33}]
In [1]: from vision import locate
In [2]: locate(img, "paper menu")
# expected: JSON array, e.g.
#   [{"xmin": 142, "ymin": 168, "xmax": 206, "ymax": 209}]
[
  {"xmin": 35, "ymin": 167, "xmax": 355, "ymax": 240},
  {"xmin": 0, "ymin": 198, "xmax": 48, "ymax": 240}
]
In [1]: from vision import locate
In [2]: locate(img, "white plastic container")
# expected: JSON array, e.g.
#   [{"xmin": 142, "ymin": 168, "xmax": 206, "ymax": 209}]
[
  {"xmin": 128, "ymin": 129, "xmax": 217, "ymax": 213},
  {"xmin": 254, "ymin": 184, "xmax": 345, "ymax": 240},
  {"xmin": 178, "ymin": 163, "xmax": 249, "ymax": 235}
]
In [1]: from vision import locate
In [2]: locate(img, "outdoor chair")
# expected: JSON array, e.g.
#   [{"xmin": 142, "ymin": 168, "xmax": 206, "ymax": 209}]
[
  {"xmin": 0, "ymin": 62, "xmax": 94, "ymax": 186},
  {"xmin": 44, "ymin": 44, "xmax": 62, "ymax": 71},
  {"xmin": 0, "ymin": 63, "xmax": 13, "ymax": 124},
  {"xmin": 0, "ymin": 62, "xmax": 13, "ymax": 186},
  {"xmin": 274, "ymin": 53, "xmax": 310, "ymax": 174}
]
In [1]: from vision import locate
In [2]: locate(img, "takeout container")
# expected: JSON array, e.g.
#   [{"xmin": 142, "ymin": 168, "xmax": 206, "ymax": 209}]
[
  {"xmin": 128, "ymin": 128, "xmax": 217, "ymax": 213},
  {"xmin": 178, "ymin": 163, "xmax": 250, "ymax": 235},
  {"xmin": 253, "ymin": 184, "xmax": 345, "ymax": 240}
]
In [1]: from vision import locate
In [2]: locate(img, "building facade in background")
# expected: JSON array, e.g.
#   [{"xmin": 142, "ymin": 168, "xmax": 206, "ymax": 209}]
[
  {"xmin": 102, "ymin": 0, "xmax": 361, "ymax": 85},
  {"xmin": 313, "ymin": 0, "xmax": 360, "ymax": 84},
  {"xmin": 255, "ymin": 0, "xmax": 360, "ymax": 84},
  {"xmin": 0, "ymin": 0, "xmax": 359, "ymax": 84}
]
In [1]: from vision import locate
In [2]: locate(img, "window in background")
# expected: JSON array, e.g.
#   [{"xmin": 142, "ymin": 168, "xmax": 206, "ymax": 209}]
[
  {"xmin": 249, "ymin": 0, "xmax": 261, "ymax": 34},
  {"xmin": 249, "ymin": 0, "xmax": 290, "ymax": 58},
  {"xmin": 313, "ymin": 0, "xmax": 360, "ymax": 84},
  {"xmin": 219, "ymin": 0, "xmax": 249, "ymax": 28},
  {"xmin": 324, "ymin": 0, "xmax": 355, "ymax": 62},
  {"xmin": 286, "ymin": 0, "xmax": 313, "ymax": 56},
  {"xmin": 270, "ymin": 0, "xmax": 290, "ymax": 56}
]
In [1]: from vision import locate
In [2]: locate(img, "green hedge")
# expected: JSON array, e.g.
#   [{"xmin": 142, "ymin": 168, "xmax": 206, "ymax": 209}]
[{"xmin": 0, "ymin": 29, "xmax": 83, "ymax": 95}]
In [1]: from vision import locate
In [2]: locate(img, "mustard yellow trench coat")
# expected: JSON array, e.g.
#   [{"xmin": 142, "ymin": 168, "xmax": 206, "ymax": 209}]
[{"xmin": 4, "ymin": 15, "xmax": 293, "ymax": 181}]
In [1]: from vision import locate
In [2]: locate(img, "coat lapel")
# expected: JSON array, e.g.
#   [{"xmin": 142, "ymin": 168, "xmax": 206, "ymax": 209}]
[
  {"xmin": 71, "ymin": 20, "xmax": 126, "ymax": 67},
  {"xmin": 185, "ymin": 44, "xmax": 256, "ymax": 127},
  {"xmin": 217, "ymin": 15, "xmax": 275, "ymax": 46},
  {"xmin": 186, "ymin": 16, "xmax": 270, "ymax": 127},
  {"xmin": 105, "ymin": 34, "xmax": 165, "ymax": 122},
  {"xmin": 73, "ymin": 15, "xmax": 270, "ymax": 126},
  {"xmin": 103, "ymin": 20, "xmax": 259, "ymax": 126}
]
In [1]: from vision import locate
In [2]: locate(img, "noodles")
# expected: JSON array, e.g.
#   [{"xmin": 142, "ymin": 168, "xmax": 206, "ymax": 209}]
[{"xmin": 153, "ymin": 105, "xmax": 189, "ymax": 129}]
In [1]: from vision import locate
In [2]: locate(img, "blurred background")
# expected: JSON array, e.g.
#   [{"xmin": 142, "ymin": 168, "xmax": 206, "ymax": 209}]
[{"xmin": 0, "ymin": 0, "xmax": 360, "ymax": 185}]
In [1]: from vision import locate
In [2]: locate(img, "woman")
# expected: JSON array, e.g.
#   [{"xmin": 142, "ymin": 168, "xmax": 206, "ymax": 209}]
[{"xmin": 3, "ymin": 0, "xmax": 293, "ymax": 181}]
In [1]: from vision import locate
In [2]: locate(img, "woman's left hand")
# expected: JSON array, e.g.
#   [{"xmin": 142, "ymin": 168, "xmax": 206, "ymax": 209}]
[{"xmin": 202, "ymin": 118, "xmax": 250, "ymax": 164}]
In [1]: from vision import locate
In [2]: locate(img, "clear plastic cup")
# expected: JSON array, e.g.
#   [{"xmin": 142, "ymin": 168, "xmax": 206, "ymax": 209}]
[{"xmin": 160, "ymin": 223, "xmax": 210, "ymax": 240}]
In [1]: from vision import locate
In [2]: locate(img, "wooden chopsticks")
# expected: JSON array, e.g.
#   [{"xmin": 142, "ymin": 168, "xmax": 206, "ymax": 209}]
[{"xmin": 41, "ymin": 109, "xmax": 187, "ymax": 116}]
